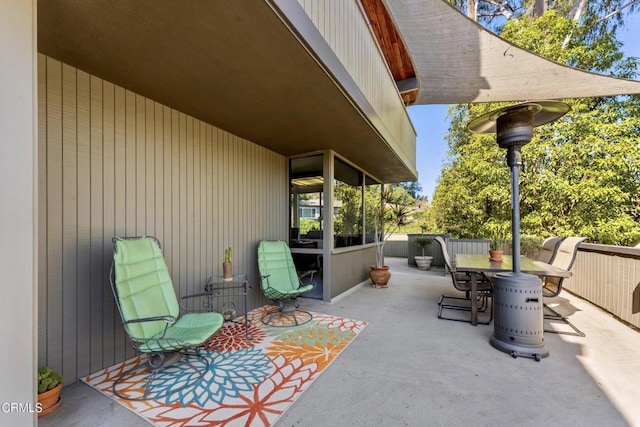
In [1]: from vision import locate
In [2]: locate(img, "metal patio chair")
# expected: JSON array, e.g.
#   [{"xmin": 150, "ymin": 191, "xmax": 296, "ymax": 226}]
[
  {"xmin": 110, "ymin": 236, "xmax": 224, "ymax": 400},
  {"xmin": 537, "ymin": 236, "xmax": 565, "ymax": 264},
  {"xmin": 434, "ymin": 236, "xmax": 494, "ymax": 324},
  {"xmin": 257, "ymin": 240, "xmax": 315, "ymax": 326},
  {"xmin": 541, "ymin": 236, "xmax": 587, "ymax": 337}
]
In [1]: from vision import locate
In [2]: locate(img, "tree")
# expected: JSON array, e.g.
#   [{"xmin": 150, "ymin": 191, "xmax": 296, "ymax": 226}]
[
  {"xmin": 430, "ymin": 11, "xmax": 640, "ymax": 245},
  {"xmin": 399, "ymin": 181, "xmax": 424, "ymax": 200},
  {"xmin": 449, "ymin": 0, "xmax": 639, "ymax": 34}
]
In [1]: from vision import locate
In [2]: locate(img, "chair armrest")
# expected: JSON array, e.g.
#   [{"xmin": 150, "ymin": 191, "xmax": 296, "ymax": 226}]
[
  {"xmin": 297, "ymin": 269, "xmax": 317, "ymax": 290},
  {"xmin": 180, "ymin": 291, "xmax": 209, "ymax": 300},
  {"xmin": 124, "ymin": 315, "xmax": 175, "ymax": 341},
  {"xmin": 179, "ymin": 291, "xmax": 222, "ymax": 313},
  {"xmin": 298, "ymin": 270, "xmax": 316, "ymax": 280},
  {"xmin": 124, "ymin": 315, "xmax": 176, "ymax": 325}
]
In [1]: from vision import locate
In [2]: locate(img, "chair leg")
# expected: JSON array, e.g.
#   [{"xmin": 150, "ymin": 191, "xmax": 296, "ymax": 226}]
[
  {"xmin": 439, "ymin": 293, "xmax": 490, "ymax": 313},
  {"xmin": 112, "ymin": 349, "xmax": 209, "ymax": 401},
  {"xmin": 262, "ymin": 300, "xmax": 313, "ymax": 327},
  {"xmin": 438, "ymin": 294, "xmax": 493, "ymax": 324},
  {"xmin": 543, "ymin": 303, "xmax": 585, "ymax": 337}
]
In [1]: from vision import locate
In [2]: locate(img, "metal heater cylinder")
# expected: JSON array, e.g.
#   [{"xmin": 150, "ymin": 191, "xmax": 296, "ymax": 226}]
[{"xmin": 490, "ymin": 272, "xmax": 549, "ymax": 360}]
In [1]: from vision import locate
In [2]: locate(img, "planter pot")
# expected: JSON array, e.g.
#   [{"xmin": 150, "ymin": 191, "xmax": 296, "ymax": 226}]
[
  {"xmin": 369, "ymin": 265, "xmax": 391, "ymax": 288},
  {"xmin": 489, "ymin": 250, "xmax": 503, "ymax": 262},
  {"xmin": 415, "ymin": 256, "xmax": 433, "ymax": 270},
  {"xmin": 38, "ymin": 383, "xmax": 62, "ymax": 418},
  {"xmin": 222, "ymin": 262, "xmax": 233, "ymax": 280}
]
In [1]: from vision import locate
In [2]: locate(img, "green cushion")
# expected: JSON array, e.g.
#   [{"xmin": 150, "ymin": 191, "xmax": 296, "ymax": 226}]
[
  {"xmin": 138, "ymin": 312, "xmax": 225, "ymax": 352},
  {"xmin": 114, "ymin": 237, "xmax": 180, "ymax": 340},
  {"xmin": 263, "ymin": 284, "xmax": 314, "ymax": 300},
  {"xmin": 257, "ymin": 240, "xmax": 312, "ymax": 299},
  {"xmin": 113, "ymin": 237, "xmax": 223, "ymax": 350}
]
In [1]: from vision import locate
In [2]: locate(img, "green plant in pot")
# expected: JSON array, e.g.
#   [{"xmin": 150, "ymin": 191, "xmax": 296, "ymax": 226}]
[
  {"xmin": 37, "ymin": 366, "xmax": 63, "ymax": 417},
  {"xmin": 370, "ymin": 187, "xmax": 412, "ymax": 287},
  {"xmin": 223, "ymin": 247, "xmax": 233, "ymax": 280},
  {"xmin": 414, "ymin": 236, "xmax": 433, "ymax": 270},
  {"xmin": 487, "ymin": 223, "xmax": 509, "ymax": 262}
]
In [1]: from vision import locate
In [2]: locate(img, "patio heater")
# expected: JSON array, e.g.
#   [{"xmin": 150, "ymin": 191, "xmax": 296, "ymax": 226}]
[{"xmin": 468, "ymin": 100, "xmax": 570, "ymax": 361}]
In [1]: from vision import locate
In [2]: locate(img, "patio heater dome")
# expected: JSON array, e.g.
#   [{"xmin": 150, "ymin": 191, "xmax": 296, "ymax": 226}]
[{"xmin": 468, "ymin": 100, "xmax": 570, "ymax": 361}]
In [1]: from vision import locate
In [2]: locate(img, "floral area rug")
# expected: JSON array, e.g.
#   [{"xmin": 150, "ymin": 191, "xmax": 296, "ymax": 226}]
[{"xmin": 82, "ymin": 306, "xmax": 367, "ymax": 426}]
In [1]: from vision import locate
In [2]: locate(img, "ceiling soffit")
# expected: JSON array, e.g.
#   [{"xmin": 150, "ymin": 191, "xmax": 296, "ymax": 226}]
[
  {"xmin": 37, "ymin": 0, "xmax": 417, "ymax": 182},
  {"xmin": 360, "ymin": 0, "xmax": 418, "ymax": 105}
]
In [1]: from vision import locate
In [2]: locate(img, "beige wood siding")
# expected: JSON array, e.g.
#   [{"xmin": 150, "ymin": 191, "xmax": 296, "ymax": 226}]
[
  {"xmin": 330, "ymin": 247, "xmax": 376, "ymax": 298},
  {"xmin": 38, "ymin": 54, "xmax": 287, "ymax": 383},
  {"xmin": 296, "ymin": 0, "xmax": 416, "ymax": 172}
]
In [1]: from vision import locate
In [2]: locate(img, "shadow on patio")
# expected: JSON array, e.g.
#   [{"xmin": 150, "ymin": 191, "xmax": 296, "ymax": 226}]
[{"xmin": 41, "ymin": 257, "xmax": 640, "ymax": 426}]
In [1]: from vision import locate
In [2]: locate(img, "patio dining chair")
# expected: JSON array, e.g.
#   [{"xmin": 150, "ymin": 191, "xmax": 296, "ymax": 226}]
[
  {"xmin": 110, "ymin": 236, "xmax": 224, "ymax": 400},
  {"xmin": 434, "ymin": 236, "xmax": 494, "ymax": 324},
  {"xmin": 541, "ymin": 236, "xmax": 587, "ymax": 336},
  {"xmin": 537, "ymin": 236, "xmax": 565, "ymax": 264},
  {"xmin": 257, "ymin": 240, "xmax": 315, "ymax": 326}
]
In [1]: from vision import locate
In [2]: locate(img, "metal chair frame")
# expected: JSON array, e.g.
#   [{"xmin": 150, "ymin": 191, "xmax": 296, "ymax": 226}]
[
  {"xmin": 258, "ymin": 240, "xmax": 316, "ymax": 327},
  {"xmin": 540, "ymin": 236, "xmax": 587, "ymax": 337},
  {"xmin": 434, "ymin": 237, "xmax": 494, "ymax": 324},
  {"xmin": 110, "ymin": 236, "xmax": 223, "ymax": 400}
]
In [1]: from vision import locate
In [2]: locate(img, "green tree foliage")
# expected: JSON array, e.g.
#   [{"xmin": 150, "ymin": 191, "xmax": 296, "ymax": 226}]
[
  {"xmin": 333, "ymin": 181, "xmax": 362, "ymax": 235},
  {"xmin": 430, "ymin": 11, "xmax": 640, "ymax": 245},
  {"xmin": 399, "ymin": 181, "xmax": 424, "ymax": 200}
]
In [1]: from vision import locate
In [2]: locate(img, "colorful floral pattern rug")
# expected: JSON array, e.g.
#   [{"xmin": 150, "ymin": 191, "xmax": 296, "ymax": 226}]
[{"xmin": 82, "ymin": 306, "xmax": 367, "ymax": 426}]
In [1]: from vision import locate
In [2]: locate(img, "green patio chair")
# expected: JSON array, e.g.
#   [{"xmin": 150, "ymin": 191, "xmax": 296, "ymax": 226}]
[
  {"xmin": 110, "ymin": 236, "xmax": 224, "ymax": 400},
  {"xmin": 257, "ymin": 240, "xmax": 315, "ymax": 326}
]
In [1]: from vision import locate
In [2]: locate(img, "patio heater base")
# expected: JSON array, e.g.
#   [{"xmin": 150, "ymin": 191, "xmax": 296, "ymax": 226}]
[{"xmin": 490, "ymin": 272, "xmax": 549, "ymax": 361}]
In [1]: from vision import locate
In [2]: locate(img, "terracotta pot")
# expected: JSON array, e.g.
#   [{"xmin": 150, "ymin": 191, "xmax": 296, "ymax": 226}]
[
  {"xmin": 38, "ymin": 383, "xmax": 62, "ymax": 418},
  {"xmin": 489, "ymin": 250, "xmax": 503, "ymax": 262},
  {"xmin": 222, "ymin": 262, "xmax": 233, "ymax": 280},
  {"xmin": 369, "ymin": 265, "xmax": 391, "ymax": 288}
]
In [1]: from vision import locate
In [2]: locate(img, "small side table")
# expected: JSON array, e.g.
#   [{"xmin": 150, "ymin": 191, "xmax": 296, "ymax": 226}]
[{"xmin": 204, "ymin": 274, "xmax": 252, "ymax": 340}]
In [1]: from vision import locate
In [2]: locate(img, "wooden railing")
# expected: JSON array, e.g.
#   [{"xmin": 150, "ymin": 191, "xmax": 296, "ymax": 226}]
[
  {"xmin": 385, "ymin": 234, "xmax": 490, "ymax": 267},
  {"xmin": 566, "ymin": 244, "xmax": 640, "ymax": 329}
]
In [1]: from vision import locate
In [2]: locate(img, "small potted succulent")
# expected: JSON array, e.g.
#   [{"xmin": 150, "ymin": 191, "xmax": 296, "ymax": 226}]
[
  {"xmin": 414, "ymin": 236, "xmax": 433, "ymax": 270},
  {"xmin": 223, "ymin": 247, "xmax": 233, "ymax": 280},
  {"xmin": 37, "ymin": 366, "xmax": 63, "ymax": 417}
]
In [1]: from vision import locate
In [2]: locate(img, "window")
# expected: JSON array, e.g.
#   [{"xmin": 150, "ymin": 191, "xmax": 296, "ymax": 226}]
[
  {"xmin": 364, "ymin": 175, "xmax": 381, "ymax": 243},
  {"xmin": 333, "ymin": 158, "xmax": 363, "ymax": 248},
  {"xmin": 290, "ymin": 155, "xmax": 324, "ymax": 242}
]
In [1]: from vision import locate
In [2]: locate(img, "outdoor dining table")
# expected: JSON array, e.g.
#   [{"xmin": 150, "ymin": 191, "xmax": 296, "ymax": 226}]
[{"xmin": 455, "ymin": 254, "xmax": 572, "ymax": 326}]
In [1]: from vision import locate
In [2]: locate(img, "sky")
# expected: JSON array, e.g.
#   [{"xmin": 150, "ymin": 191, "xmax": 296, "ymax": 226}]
[{"xmin": 408, "ymin": 13, "xmax": 640, "ymax": 201}]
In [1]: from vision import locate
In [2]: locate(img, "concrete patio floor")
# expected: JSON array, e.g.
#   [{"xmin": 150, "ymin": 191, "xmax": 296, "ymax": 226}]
[{"xmin": 40, "ymin": 257, "xmax": 640, "ymax": 426}]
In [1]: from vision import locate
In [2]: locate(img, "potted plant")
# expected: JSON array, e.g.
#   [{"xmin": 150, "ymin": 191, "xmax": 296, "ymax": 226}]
[
  {"xmin": 223, "ymin": 247, "xmax": 233, "ymax": 280},
  {"xmin": 37, "ymin": 366, "xmax": 63, "ymax": 418},
  {"xmin": 370, "ymin": 188, "xmax": 412, "ymax": 287},
  {"xmin": 414, "ymin": 236, "xmax": 433, "ymax": 270},
  {"xmin": 487, "ymin": 224, "xmax": 509, "ymax": 262}
]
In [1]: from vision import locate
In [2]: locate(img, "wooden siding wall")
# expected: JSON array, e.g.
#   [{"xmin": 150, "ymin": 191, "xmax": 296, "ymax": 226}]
[
  {"xmin": 565, "ymin": 245, "xmax": 640, "ymax": 329},
  {"xmin": 330, "ymin": 246, "xmax": 376, "ymax": 298},
  {"xmin": 383, "ymin": 240, "xmax": 409, "ymax": 258},
  {"xmin": 296, "ymin": 0, "xmax": 416, "ymax": 171},
  {"xmin": 37, "ymin": 55, "xmax": 287, "ymax": 384}
]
